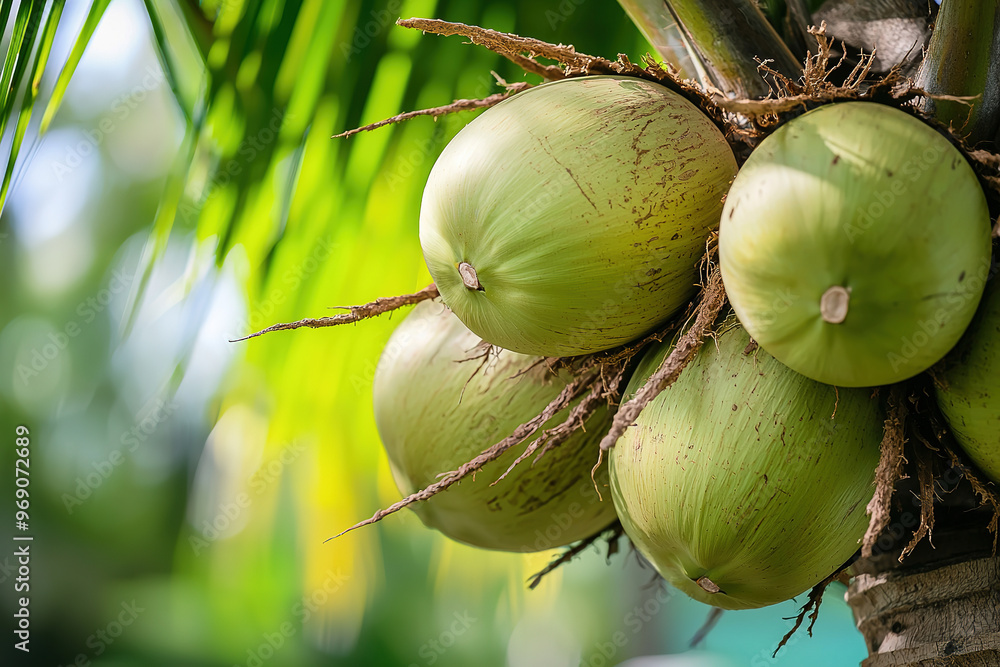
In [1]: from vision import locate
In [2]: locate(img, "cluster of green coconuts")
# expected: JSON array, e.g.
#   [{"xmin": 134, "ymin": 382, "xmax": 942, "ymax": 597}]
[{"xmin": 372, "ymin": 75, "xmax": 998, "ymax": 610}]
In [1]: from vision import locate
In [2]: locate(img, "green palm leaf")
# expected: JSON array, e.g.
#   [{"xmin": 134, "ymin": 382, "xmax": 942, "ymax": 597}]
[{"xmin": 37, "ymin": 0, "xmax": 112, "ymax": 132}]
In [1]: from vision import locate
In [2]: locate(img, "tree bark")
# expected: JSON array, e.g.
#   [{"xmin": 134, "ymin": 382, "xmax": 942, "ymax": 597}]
[
  {"xmin": 664, "ymin": 0, "xmax": 802, "ymax": 98},
  {"xmin": 846, "ymin": 482, "xmax": 999, "ymax": 666},
  {"xmin": 812, "ymin": 0, "xmax": 934, "ymax": 75}
]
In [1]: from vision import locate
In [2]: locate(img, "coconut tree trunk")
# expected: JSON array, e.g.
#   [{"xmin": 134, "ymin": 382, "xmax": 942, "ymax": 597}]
[
  {"xmin": 846, "ymin": 490, "xmax": 1000, "ymax": 666},
  {"xmin": 656, "ymin": 0, "xmax": 801, "ymax": 97},
  {"xmin": 813, "ymin": 0, "xmax": 934, "ymax": 76},
  {"xmin": 617, "ymin": 0, "xmax": 713, "ymax": 84},
  {"xmin": 915, "ymin": 0, "xmax": 1000, "ymax": 145}
]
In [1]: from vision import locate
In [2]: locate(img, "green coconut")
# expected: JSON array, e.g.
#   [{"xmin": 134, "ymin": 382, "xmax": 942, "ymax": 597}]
[
  {"xmin": 420, "ymin": 75, "xmax": 737, "ymax": 357},
  {"xmin": 372, "ymin": 300, "xmax": 616, "ymax": 551},
  {"xmin": 720, "ymin": 101, "xmax": 992, "ymax": 387},
  {"xmin": 935, "ymin": 278, "xmax": 1000, "ymax": 483},
  {"xmin": 609, "ymin": 317, "xmax": 882, "ymax": 610}
]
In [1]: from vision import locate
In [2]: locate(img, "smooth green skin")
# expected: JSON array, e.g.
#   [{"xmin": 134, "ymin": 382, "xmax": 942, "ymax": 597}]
[
  {"xmin": 609, "ymin": 319, "xmax": 882, "ymax": 610},
  {"xmin": 936, "ymin": 279, "xmax": 1000, "ymax": 483},
  {"xmin": 720, "ymin": 102, "xmax": 992, "ymax": 387},
  {"xmin": 420, "ymin": 75, "xmax": 737, "ymax": 357},
  {"xmin": 373, "ymin": 301, "xmax": 616, "ymax": 552}
]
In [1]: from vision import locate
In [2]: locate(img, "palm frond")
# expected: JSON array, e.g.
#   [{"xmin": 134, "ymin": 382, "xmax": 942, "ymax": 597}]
[{"xmin": 37, "ymin": 0, "xmax": 110, "ymax": 132}]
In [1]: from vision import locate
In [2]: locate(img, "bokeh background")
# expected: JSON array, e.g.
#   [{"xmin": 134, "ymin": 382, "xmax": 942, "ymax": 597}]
[{"xmin": 0, "ymin": 0, "xmax": 866, "ymax": 665}]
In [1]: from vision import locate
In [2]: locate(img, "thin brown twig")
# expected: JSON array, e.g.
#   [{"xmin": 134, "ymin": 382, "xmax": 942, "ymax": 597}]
[
  {"xmin": 541, "ymin": 319, "xmax": 681, "ymax": 382},
  {"xmin": 333, "ymin": 82, "xmax": 532, "ymax": 139},
  {"xmin": 900, "ymin": 446, "xmax": 937, "ymax": 559},
  {"xmin": 527, "ymin": 522, "xmax": 622, "ymax": 589},
  {"xmin": 939, "ymin": 446, "xmax": 1000, "ymax": 555},
  {"xmin": 397, "ymin": 17, "xmax": 614, "ymax": 79},
  {"xmin": 535, "ymin": 365, "xmax": 625, "ymax": 462},
  {"xmin": 492, "ymin": 364, "xmax": 624, "ymax": 485},
  {"xmin": 969, "ymin": 149, "xmax": 1000, "ymax": 170},
  {"xmin": 690, "ymin": 608, "xmax": 724, "ymax": 648},
  {"xmin": 509, "ymin": 356, "xmax": 559, "ymax": 380},
  {"xmin": 329, "ymin": 369, "xmax": 597, "ymax": 540},
  {"xmin": 598, "ymin": 257, "xmax": 726, "ymax": 451},
  {"xmin": 719, "ymin": 25, "xmax": 969, "ymax": 129},
  {"xmin": 711, "ymin": 94, "xmax": 816, "ymax": 117},
  {"xmin": 494, "ymin": 374, "xmax": 608, "ymax": 483},
  {"xmin": 862, "ymin": 386, "xmax": 909, "ymax": 558},
  {"xmin": 714, "ymin": 26, "xmax": 877, "ymax": 119},
  {"xmin": 232, "ymin": 284, "xmax": 439, "ymax": 342},
  {"xmin": 387, "ymin": 18, "xmax": 727, "ymax": 149},
  {"xmin": 773, "ymin": 570, "xmax": 838, "ymax": 657},
  {"xmin": 456, "ymin": 341, "xmax": 496, "ymax": 403}
]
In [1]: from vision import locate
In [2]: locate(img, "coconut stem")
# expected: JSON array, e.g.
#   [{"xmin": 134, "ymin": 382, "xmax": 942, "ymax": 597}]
[
  {"xmin": 696, "ymin": 575, "xmax": 722, "ymax": 593},
  {"xmin": 820, "ymin": 285, "xmax": 850, "ymax": 324},
  {"xmin": 231, "ymin": 283, "xmax": 440, "ymax": 342},
  {"xmin": 599, "ymin": 260, "xmax": 727, "ymax": 450},
  {"xmin": 332, "ymin": 81, "xmax": 531, "ymax": 139},
  {"xmin": 458, "ymin": 262, "xmax": 483, "ymax": 291}
]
